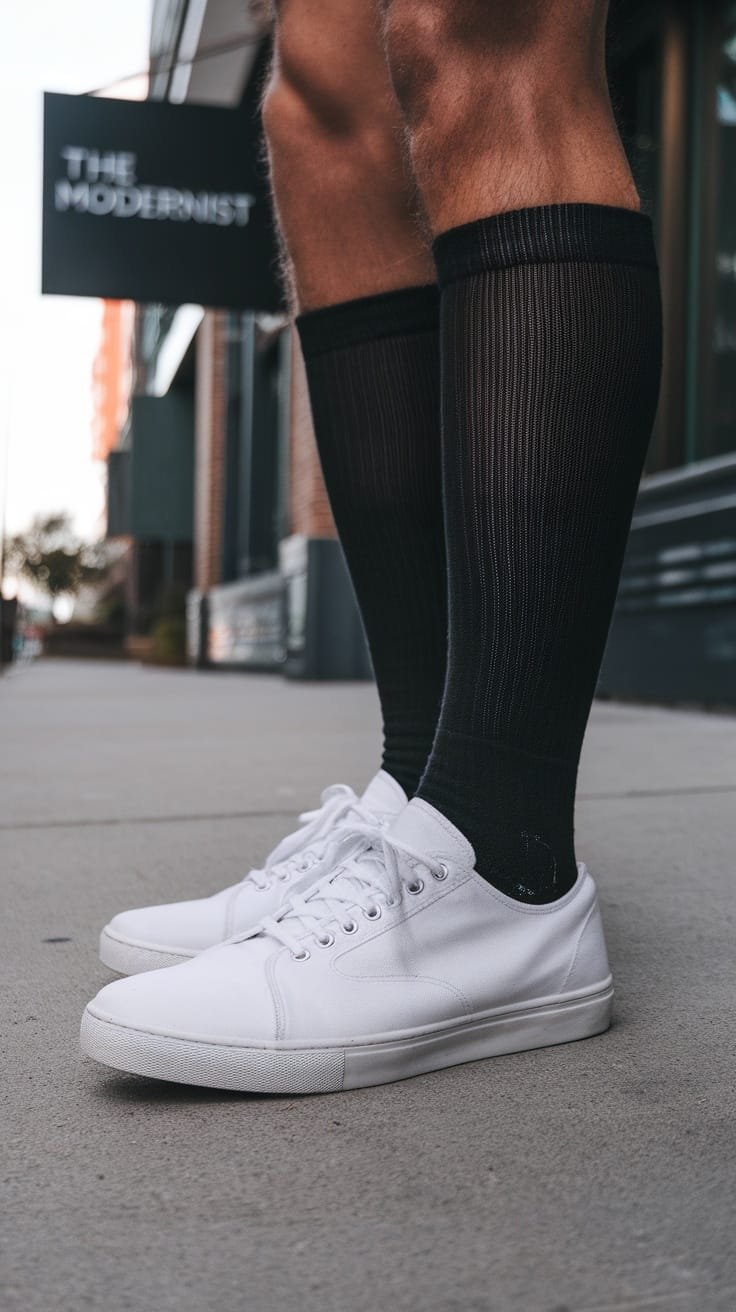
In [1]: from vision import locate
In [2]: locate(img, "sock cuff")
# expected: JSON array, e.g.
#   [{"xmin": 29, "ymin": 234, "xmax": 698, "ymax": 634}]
[
  {"xmin": 432, "ymin": 204, "xmax": 658, "ymax": 286},
  {"xmin": 296, "ymin": 284, "xmax": 439, "ymax": 359}
]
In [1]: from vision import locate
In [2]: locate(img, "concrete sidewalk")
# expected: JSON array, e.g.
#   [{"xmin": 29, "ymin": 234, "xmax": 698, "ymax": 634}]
[{"xmin": 2, "ymin": 659, "xmax": 735, "ymax": 1312}]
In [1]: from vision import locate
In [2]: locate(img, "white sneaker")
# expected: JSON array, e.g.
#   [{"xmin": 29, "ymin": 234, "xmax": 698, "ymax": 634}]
[
  {"xmin": 82, "ymin": 798, "xmax": 613, "ymax": 1093},
  {"xmin": 97, "ymin": 770, "xmax": 407, "ymax": 975}
]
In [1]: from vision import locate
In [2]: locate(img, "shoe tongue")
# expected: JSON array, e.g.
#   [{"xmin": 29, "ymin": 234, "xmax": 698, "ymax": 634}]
[
  {"xmin": 386, "ymin": 798, "xmax": 475, "ymax": 868},
  {"xmin": 360, "ymin": 770, "xmax": 408, "ymax": 818}
]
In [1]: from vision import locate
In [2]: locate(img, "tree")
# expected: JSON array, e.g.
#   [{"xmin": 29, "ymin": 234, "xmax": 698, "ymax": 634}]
[{"xmin": 3, "ymin": 513, "xmax": 111, "ymax": 609}]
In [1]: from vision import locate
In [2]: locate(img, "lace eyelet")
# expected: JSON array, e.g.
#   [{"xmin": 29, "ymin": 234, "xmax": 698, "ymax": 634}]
[
  {"xmin": 342, "ymin": 919, "xmax": 358, "ymax": 935},
  {"xmin": 278, "ymin": 872, "xmax": 290, "ymax": 882},
  {"xmin": 316, "ymin": 932, "xmax": 335, "ymax": 948},
  {"xmin": 407, "ymin": 878, "xmax": 424, "ymax": 895},
  {"xmin": 363, "ymin": 904, "xmax": 381, "ymax": 921},
  {"xmin": 433, "ymin": 862, "xmax": 449, "ymax": 881},
  {"xmin": 291, "ymin": 948, "xmax": 310, "ymax": 962}
]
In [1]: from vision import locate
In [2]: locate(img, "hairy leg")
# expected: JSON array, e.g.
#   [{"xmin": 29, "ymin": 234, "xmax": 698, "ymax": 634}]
[
  {"xmin": 381, "ymin": 0, "xmax": 638, "ymax": 233},
  {"xmin": 377, "ymin": 0, "xmax": 661, "ymax": 899},
  {"xmin": 263, "ymin": 0, "xmax": 433, "ymax": 309},
  {"xmin": 264, "ymin": 0, "xmax": 447, "ymax": 797}
]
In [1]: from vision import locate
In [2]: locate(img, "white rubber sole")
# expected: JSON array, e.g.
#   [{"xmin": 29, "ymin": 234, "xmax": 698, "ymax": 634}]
[
  {"xmin": 99, "ymin": 927, "xmax": 193, "ymax": 976},
  {"xmin": 81, "ymin": 980, "xmax": 614, "ymax": 1094}
]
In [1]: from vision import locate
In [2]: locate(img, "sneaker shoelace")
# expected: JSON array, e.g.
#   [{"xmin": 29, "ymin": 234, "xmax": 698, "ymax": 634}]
[
  {"xmin": 247, "ymin": 785, "xmax": 390, "ymax": 893},
  {"xmin": 250, "ymin": 833, "xmax": 450, "ymax": 957}
]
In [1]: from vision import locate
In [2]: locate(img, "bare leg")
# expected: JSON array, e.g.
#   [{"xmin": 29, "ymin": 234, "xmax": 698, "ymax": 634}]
[
  {"xmin": 377, "ymin": 0, "xmax": 661, "ymax": 901},
  {"xmin": 264, "ymin": 0, "xmax": 448, "ymax": 800},
  {"xmin": 381, "ymin": 0, "xmax": 638, "ymax": 235},
  {"xmin": 262, "ymin": 0, "xmax": 434, "ymax": 310}
]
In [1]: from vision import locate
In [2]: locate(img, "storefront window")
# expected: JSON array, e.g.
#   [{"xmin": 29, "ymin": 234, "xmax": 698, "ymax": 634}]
[
  {"xmin": 611, "ymin": 4, "xmax": 736, "ymax": 469},
  {"xmin": 222, "ymin": 313, "xmax": 285, "ymax": 583},
  {"xmin": 710, "ymin": 15, "xmax": 736, "ymax": 457},
  {"xmin": 607, "ymin": 5, "xmax": 664, "ymax": 470}
]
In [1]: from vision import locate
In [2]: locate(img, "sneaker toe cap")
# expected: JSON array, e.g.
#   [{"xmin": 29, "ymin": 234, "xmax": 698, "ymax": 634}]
[
  {"xmin": 104, "ymin": 888, "xmax": 233, "ymax": 955},
  {"xmin": 85, "ymin": 940, "xmax": 280, "ymax": 1044}
]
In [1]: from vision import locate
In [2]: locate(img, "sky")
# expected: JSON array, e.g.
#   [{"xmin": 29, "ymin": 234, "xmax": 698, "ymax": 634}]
[{"xmin": 0, "ymin": 0, "xmax": 151, "ymax": 545}]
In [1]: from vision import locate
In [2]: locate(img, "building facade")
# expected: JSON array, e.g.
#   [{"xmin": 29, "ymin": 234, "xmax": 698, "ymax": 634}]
[
  {"xmin": 601, "ymin": 0, "xmax": 736, "ymax": 703},
  {"xmin": 103, "ymin": 0, "xmax": 367, "ymax": 674},
  {"xmin": 100, "ymin": 0, "xmax": 736, "ymax": 702}
]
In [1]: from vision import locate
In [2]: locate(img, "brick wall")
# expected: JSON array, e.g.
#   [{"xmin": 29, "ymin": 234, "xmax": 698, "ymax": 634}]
[
  {"xmin": 288, "ymin": 329, "xmax": 336, "ymax": 540},
  {"xmin": 193, "ymin": 311, "xmax": 228, "ymax": 591}
]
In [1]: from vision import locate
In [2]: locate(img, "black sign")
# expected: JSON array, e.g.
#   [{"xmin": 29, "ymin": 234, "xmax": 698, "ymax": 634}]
[{"xmin": 42, "ymin": 92, "xmax": 283, "ymax": 310}]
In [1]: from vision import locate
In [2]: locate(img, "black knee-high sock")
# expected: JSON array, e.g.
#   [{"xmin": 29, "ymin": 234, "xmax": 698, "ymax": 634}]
[
  {"xmin": 418, "ymin": 205, "xmax": 662, "ymax": 902},
  {"xmin": 296, "ymin": 287, "xmax": 446, "ymax": 797}
]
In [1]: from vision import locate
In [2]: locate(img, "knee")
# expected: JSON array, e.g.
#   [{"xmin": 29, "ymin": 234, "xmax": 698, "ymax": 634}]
[
  {"xmin": 381, "ymin": 0, "xmax": 525, "ymax": 183},
  {"xmin": 382, "ymin": 0, "xmax": 607, "ymax": 137},
  {"xmin": 263, "ymin": 10, "xmax": 398, "ymax": 172},
  {"xmin": 264, "ymin": 72, "xmax": 405, "ymax": 222},
  {"xmin": 381, "ymin": 1, "xmax": 448, "ymax": 131},
  {"xmin": 262, "ymin": 67, "xmax": 351, "ymax": 168}
]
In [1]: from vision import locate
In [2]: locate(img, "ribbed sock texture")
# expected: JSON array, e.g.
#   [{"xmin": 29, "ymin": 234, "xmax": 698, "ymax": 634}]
[
  {"xmin": 418, "ymin": 204, "xmax": 662, "ymax": 902},
  {"xmin": 297, "ymin": 287, "xmax": 446, "ymax": 797}
]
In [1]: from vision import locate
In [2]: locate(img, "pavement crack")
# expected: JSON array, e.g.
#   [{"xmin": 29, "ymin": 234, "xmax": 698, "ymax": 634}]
[
  {"xmin": 0, "ymin": 808, "xmax": 303, "ymax": 832},
  {"xmin": 2, "ymin": 784, "xmax": 736, "ymax": 832},
  {"xmin": 577, "ymin": 783, "xmax": 736, "ymax": 801}
]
